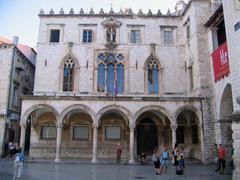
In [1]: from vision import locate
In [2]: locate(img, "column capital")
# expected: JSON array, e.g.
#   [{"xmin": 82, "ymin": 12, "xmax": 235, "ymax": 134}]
[
  {"xmin": 171, "ymin": 124, "xmax": 177, "ymax": 130},
  {"xmin": 92, "ymin": 123, "xmax": 99, "ymax": 128},
  {"xmin": 129, "ymin": 123, "xmax": 136, "ymax": 130},
  {"xmin": 20, "ymin": 121, "xmax": 26, "ymax": 128},
  {"xmin": 56, "ymin": 123, "xmax": 63, "ymax": 128}
]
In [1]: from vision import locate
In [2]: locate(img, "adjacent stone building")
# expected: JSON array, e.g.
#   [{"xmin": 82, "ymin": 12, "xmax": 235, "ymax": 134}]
[
  {"xmin": 205, "ymin": 0, "xmax": 240, "ymax": 179},
  {"xmin": 0, "ymin": 36, "xmax": 36, "ymax": 156},
  {"xmin": 20, "ymin": 0, "xmax": 217, "ymax": 163}
]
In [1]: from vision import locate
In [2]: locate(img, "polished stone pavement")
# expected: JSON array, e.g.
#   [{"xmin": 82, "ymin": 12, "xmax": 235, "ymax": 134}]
[{"xmin": 0, "ymin": 159, "xmax": 232, "ymax": 180}]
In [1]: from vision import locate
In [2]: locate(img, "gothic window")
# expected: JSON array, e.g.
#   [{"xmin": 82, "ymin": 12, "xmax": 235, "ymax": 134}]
[
  {"xmin": 82, "ymin": 29, "xmax": 93, "ymax": 43},
  {"xmin": 63, "ymin": 58, "xmax": 75, "ymax": 91},
  {"xmin": 97, "ymin": 64, "xmax": 105, "ymax": 92},
  {"xmin": 97, "ymin": 53, "xmax": 125, "ymax": 95},
  {"xmin": 106, "ymin": 27, "xmax": 116, "ymax": 43},
  {"xmin": 117, "ymin": 64, "xmax": 124, "ymax": 94},
  {"xmin": 107, "ymin": 64, "xmax": 115, "ymax": 94},
  {"xmin": 147, "ymin": 59, "xmax": 159, "ymax": 94},
  {"xmin": 50, "ymin": 29, "xmax": 60, "ymax": 42},
  {"xmin": 130, "ymin": 30, "xmax": 141, "ymax": 43}
]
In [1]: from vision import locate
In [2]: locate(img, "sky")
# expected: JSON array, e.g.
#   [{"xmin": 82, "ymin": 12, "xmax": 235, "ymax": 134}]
[{"xmin": 0, "ymin": 0, "xmax": 180, "ymax": 48}]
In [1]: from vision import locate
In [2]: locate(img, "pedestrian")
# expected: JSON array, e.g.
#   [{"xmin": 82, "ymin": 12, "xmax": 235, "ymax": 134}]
[
  {"xmin": 116, "ymin": 143, "xmax": 122, "ymax": 164},
  {"xmin": 152, "ymin": 148, "xmax": 161, "ymax": 175},
  {"xmin": 160, "ymin": 146, "xmax": 169, "ymax": 174},
  {"xmin": 7, "ymin": 142, "xmax": 14, "ymax": 160},
  {"xmin": 215, "ymin": 144, "xmax": 226, "ymax": 174},
  {"xmin": 13, "ymin": 147, "xmax": 24, "ymax": 180},
  {"xmin": 176, "ymin": 150, "xmax": 184, "ymax": 175},
  {"xmin": 180, "ymin": 147, "xmax": 185, "ymax": 168},
  {"xmin": 172, "ymin": 143, "xmax": 178, "ymax": 166},
  {"xmin": 139, "ymin": 152, "xmax": 147, "ymax": 164},
  {"xmin": 211, "ymin": 143, "xmax": 218, "ymax": 168}
]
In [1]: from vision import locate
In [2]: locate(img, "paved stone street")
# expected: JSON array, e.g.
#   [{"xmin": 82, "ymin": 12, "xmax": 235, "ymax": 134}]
[{"xmin": 0, "ymin": 159, "xmax": 232, "ymax": 180}]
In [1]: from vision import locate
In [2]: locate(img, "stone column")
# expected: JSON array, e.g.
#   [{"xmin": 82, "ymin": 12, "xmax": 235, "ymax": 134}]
[
  {"xmin": 129, "ymin": 124, "xmax": 135, "ymax": 164},
  {"xmin": 91, "ymin": 123, "xmax": 98, "ymax": 163},
  {"xmin": 20, "ymin": 122, "xmax": 26, "ymax": 150},
  {"xmin": 55, "ymin": 123, "xmax": 63, "ymax": 163},
  {"xmin": 171, "ymin": 124, "xmax": 177, "ymax": 149},
  {"xmin": 232, "ymin": 119, "xmax": 240, "ymax": 180}
]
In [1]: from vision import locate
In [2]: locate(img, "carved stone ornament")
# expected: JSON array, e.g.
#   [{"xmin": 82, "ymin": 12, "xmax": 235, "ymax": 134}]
[
  {"xmin": 102, "ymin": 17, "xmax": 121, "ymax": 28},
  {"xmin": 105, "ymin": 42, "xmax": 118, "ymax": 50}
]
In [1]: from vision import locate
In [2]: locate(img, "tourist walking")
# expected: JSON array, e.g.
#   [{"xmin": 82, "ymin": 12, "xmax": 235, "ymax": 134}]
[
  {"xmin": 116, "ymin": 143, "xmax": 122, "ymax": 164},
  {"xmin": 7, "ymin": 142, "xmax": 15, "ymax": 159},
  {"xmin": 212, "ymin": 143, "xmax": 218, "ymax": 168},
  {"xmin": 152, "ymin": 148, "xmax": 161, "ymax": 175},
  {"xmin": 160, "ymin": 146, "xmax": 169, "ymax": 174},
  {"xmin": 172, "ymin": 143, "xmax": 178, "ymax": 166},
  {"xmin": 215, "ymin": 144, "xmax": 226, "ymax": 174},
  {"xmin": 13, "ymin": 147, "xmax": 24, "ymax": 180}
]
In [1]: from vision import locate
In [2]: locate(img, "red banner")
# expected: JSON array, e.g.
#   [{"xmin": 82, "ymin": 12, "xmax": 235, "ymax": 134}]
[{"xmin": 211, "ymin": 41, "xmax": 230, "ymax": 82}]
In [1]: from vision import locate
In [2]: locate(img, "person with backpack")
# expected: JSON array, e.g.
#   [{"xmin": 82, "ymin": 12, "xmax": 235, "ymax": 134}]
[
  {"xmin": 13, "ymin": 147, "xmax": 24, "ymax": 180},
  {"xmin": 152, "ymin": 147, "xmax": 161, "ymax": 175},
  {"xmin": 160, "ymin": 146, "xmax": 169, "ymax": 174}
]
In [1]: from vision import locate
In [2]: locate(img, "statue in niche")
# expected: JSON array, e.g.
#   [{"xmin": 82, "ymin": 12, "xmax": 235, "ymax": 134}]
[{"xmin": 106, "ymin": 27, "xmax": 116, "ymax": 43}]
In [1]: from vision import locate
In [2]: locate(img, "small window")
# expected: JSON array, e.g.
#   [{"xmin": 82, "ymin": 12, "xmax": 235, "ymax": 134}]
[
  {"xmin": 50, "ymin": 29, "xmax": 60, "ymax": 43},
  {"xmin": 192, "ymin": 125, "xmax": 198, "ymax": 144},
  {"xmin": 73, "ymin": 126, "xmax": 89, "ymax": 140},
  {"xmin": 130, "ymin": 30, "xmax": 141, "ymax": 43},
  {"xmin": 163, "ymin": 30, "xmax": 173, "ymax": 45},
  {"xmin": 83, "ymin": 30, "xmax": 93, "ymax": 43},
  {"xmin": 105, "ymin": 126, "xmax": 121, "ymax": 140},
  {"xmin": 186, "ymin": 25, "xmax": 190, "ymax": 40},
  {"xmin": 41, "ymin": 126, "xmax": 56, "ymax": 139},
  {"xmin": 13, "ymin": 86, "xmax": 19, "ymax": 106},
  {"xmin": 176, "ymin": 126, "xmax": 184, "ymax": 144}
]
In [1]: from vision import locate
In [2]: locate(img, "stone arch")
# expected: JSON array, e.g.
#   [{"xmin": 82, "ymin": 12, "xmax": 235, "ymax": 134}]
[
  {"xmin": 133, "ymin": 105, "xmax": 173, "ymax": 125},
  {"xmin": 59, "ymin": 104, "xmax": 96, "ymax": 124},
  {"xmin": 173, "ymin": 105, "xmax": 201, "ymax": 124},
  {"xmin": 220, "ymin": 84, "xmax": 233, "ymax": 119},
  {"xmin": 96, "ymin": 105, "xmax": 132, "ymax": 125},
  {"xmin": 21, "ymin": 104, "xmax": 59, "ymax": 126}
]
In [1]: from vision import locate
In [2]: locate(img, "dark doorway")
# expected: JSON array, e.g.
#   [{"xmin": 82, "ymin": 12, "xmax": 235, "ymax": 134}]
[
  {"xmin": 137, "ymin": 118, "xmax": 158, "ymax": 155},
  {"xmin": 24, "ymin": 118, "xmax": 31, "ymax": 155}
]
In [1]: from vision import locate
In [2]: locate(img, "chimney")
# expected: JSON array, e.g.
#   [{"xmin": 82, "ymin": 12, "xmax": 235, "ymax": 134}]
[{"xmin": 13, "ymin": 36, "xmax": 19, "ymax": 46}]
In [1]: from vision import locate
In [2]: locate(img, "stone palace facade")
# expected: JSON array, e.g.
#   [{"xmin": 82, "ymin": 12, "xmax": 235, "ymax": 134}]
[{"xmin": 20, "ymin": 0, "xmax": 217, "ymax": 163}]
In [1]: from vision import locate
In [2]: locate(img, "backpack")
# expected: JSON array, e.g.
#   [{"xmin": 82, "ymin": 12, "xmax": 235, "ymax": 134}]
[{"xmin": 18, "ymin": 153, "xmax": 24, "ymax": 162}]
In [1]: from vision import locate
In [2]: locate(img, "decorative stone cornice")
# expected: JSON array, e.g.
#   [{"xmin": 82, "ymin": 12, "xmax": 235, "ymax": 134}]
[{"xmin": 38, "ymin": 8, "xmax": 182, "ymax": 18}]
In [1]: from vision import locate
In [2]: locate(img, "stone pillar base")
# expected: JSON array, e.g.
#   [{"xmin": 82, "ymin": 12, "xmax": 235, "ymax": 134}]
[
  {"xmin": 54, "ymin": 158, "xmax": 60, "ymax": 163},
  {"xmin": 91, "ymin": 158, "xmax": 97, "ymax": 163},
  {"xmin": 128, "ymin": 159, "xmax": 135, "ymax": 164}
]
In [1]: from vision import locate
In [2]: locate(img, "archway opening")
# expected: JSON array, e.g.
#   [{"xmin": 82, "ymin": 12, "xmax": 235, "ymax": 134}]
[
  {"xmin": 136, "ymin": 111, "xmax": 172, "ymax": 156},
  {"xmin": 98, "ymin": 111, "xmax": 129, "ymax": 160},
  {"xmin": 219, "ymin": 84, "xmax": 233, "ymax": 161},
  {"xmin": 176, "ymin": 110, "xmax": 201, "ymax": 160},
  {"xmin": 61, "ymin": 110, "xmax": 93, "ymax": 159}
]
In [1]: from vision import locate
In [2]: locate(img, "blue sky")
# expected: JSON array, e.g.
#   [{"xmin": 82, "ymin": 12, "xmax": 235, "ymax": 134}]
[{"xmin": 0, "ymin": 0, "xmax": 179, "ymax": 48}]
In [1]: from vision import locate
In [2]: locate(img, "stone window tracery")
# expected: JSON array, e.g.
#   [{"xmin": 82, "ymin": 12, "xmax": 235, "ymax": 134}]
[
  {"xmin": 97, "ymin": 53, "xmax": 125, "ymax": 95},
  {"xmin": 63, "ymin": 56, "xmax": 75, "ymax": 92},
  {"xmin": 147, "ymin": 58, "xmax": 159, "ymax": 94}
]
